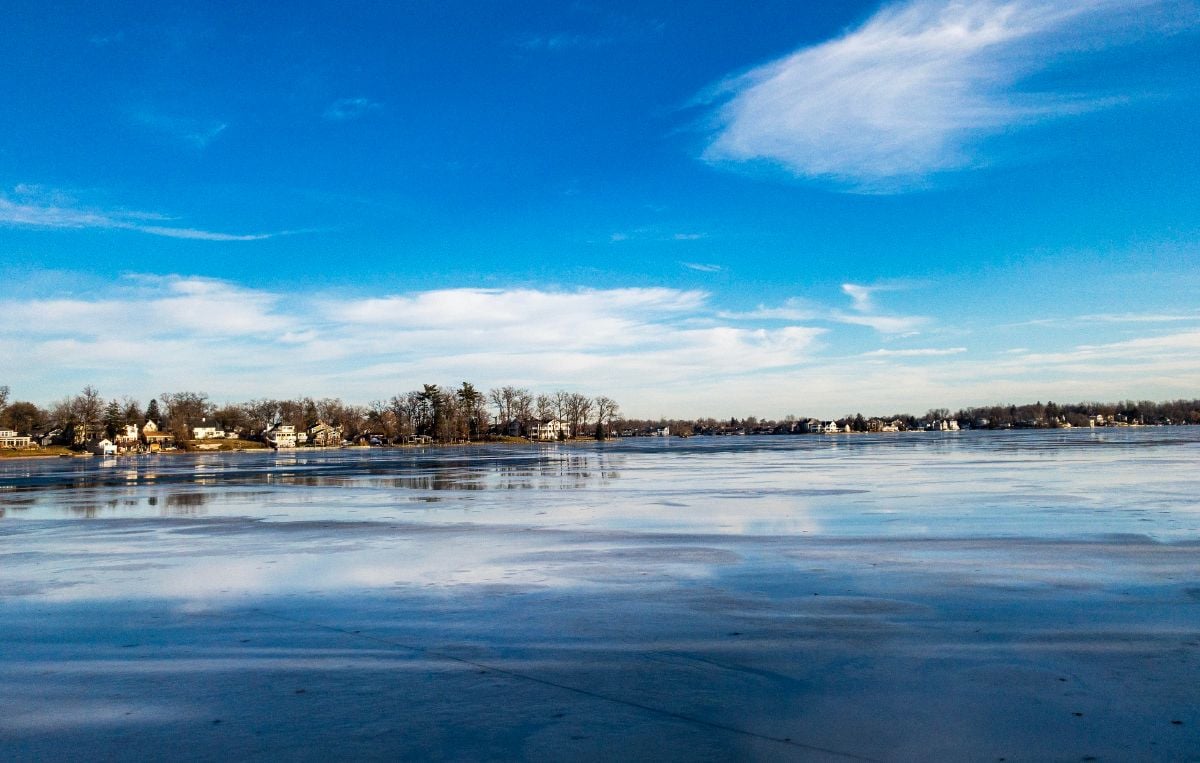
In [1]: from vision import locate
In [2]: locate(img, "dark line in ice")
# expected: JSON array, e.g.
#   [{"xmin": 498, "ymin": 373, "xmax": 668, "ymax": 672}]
[{"xmin": 254, "ymin": 608, "xmax": 882, "ymax": 762}]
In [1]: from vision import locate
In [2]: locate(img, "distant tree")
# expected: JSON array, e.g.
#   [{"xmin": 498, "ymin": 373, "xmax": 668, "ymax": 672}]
[
  {"xmin": 563, "ymin": 392, "xmax": 593, "ymax": 440},
  {"xmin": 535, "ymin": 394, "xmax": 555, "ymax": 422},
  {"xmin": 2, "ymin": 401, "xmax": 44, "ymax": 435},
  {"xmin": 211, "ymin": 404, "xmax": 249, "ymax": 433},
  {"xmin": 457, "ymin": 382, "xmax": 483, "ymax": 440},
  {"xmin": 277, "ymin": 399, "xmax": 307, "ymax": 430},
  {"xmin": 0, "ymin": 385, "xmax": 9, "ymax": 411},
  {"xmin": 511, "ymin": 388, "xmax": 533, "ymax": 424},
  {"xmin": 302, "ymin": 398, "xmax": 320, "ymax": 428},
  {"xmin": 73, "ymin": 386, "xmax": 104, "ymax": 435},
  {"xmin": 145, "ymin": 398, "xmax": 161, "ymax": 424},
  {"xmin": 549, "ymin": 390, "xmax": 567, "ymax": 422},
  {"xmin": 594, "ymin": 396, "xmax": 620, "ymax": 433},
  {"xmin": 103, "ymin": 399, "xmax": 123, "ymax": 439},
  {"xmin": 241, "ymin": 399, "xmax": 278, "ymax": 433},
  {"xmin": 122, "ymin": 398, "xmax": 143, "ymax": 425},
  {"xmin": 160, "ymin": 391, "xmax": 213, "ymax": 440}
]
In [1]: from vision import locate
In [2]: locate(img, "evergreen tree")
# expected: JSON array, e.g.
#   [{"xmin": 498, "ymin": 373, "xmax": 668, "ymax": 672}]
[
  {"xmin": 146, "ymin": 398, "xmax": 161, "ymax": 423},
  {"xmin": 103, "ymin": 399, "xmax": 122, "ymax": 439}
]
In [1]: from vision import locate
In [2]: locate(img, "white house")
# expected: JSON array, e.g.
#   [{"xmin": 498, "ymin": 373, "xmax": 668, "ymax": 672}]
[
  {"xmin": 192, "ymin": 419, "xmax": 226, "ymax": 440},
  {"xmin": 926, "ymin": 419, "xmax": 960, "ymax": 431},
  {"xmin": 528, "ymin": 419, "xmax": 571, "ymax": 441},
  {"xmin": 93, "ymin": 439, "xmax": 117, "ymax": 456},
  {"xmin": 0, "ymin": 429, "xmax": 32, "ymax": 448},
  {"xmin": 263, "ymin": 424, "xmax": 297, "ymax": 448}
]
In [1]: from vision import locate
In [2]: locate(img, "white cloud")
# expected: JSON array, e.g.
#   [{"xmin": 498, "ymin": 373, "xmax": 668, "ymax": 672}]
[
  {"xmin": 0, "ymin": 187, "xmax": 280, "ymax": 241},
  {"xmin": 5, "ymin": 274, "xmax": 1198, "ymax": 418},
  {"xmin": 324, "ymin": 97, "xmax": 383, "ymax": 121},
  {"xmin": 841, "ymin": 283, "xmax": 877, "ymax": 312},
  {"xmin": 722, "ymin": 286, "xmax": 927, "ymax": 335},
  {"xmin": 698, "ymin": 0, "xmax": 1192, "ymax": 190},
  {"xmin": 861, "ymin": 347, "xmax": 966, "ymax": 357},
  {"xmin": 0, "ymin": 277, "xmax": 825, "ymax": 410},
  {"xmin": 682, "ymin": 262, "xmax": 722, "ymax": 273}
]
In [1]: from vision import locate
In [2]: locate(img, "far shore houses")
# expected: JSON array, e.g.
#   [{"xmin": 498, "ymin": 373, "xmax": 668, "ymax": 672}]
[{"xmin": 4, "ymin": 389, "xmax": 1195, "ymax": 455}]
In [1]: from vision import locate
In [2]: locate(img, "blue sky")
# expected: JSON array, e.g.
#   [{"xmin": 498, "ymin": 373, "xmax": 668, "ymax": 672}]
[{"xmin": 2, "ymin": 0, "xmax": 1199, "ymax": 417}]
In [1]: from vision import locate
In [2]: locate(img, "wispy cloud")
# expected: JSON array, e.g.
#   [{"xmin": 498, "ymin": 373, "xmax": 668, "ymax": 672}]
[
  {"xmin": 861, "ymin": 347, "xmax": 966, "ymax": 357},
  {"xmin": 720, "ymin": 286, "xmax": 927, "ymax": 335},
  {"xmin": 89, "ymin": 31, "xmax": 125, "ymax": 47},
  {"xmin": 673, "ymin": 232, "xmax": 706, "ymax": 241},
  {"xmin": 131, "ymin": 108, "xmax": 227, "ymax": 149},
  {"xmin": 682, "ymin": 262, "xmax": 722, "ymax": 273},
  {"xmin": 698, "ymin": 0, "xmax": 1194, "ymax": 190},
  {"xmin": 323, "ymin": 97, "xmax": 382, "ymax": 122},
  {"xmin": 0, "ymin": 187, "xmax": 280, "ymax": 242},
  {"xmin": 1008, "ymin": 310, "xmax": 1200, "ymax": 328}
]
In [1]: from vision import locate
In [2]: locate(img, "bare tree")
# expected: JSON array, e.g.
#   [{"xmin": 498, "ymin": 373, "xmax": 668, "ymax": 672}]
[
  {"xmin": 160, "ymin": 391, "xmax": 213, "ymax": 440},
  {"xmin": 535, "ymin": 394, "xmax": 555, "ymax": 421},
  {"xmin": 512, "ymin": 388, "xmax": 533, "ymax": 423},
  {"xmin": 552, "ymin": 390, "xmax": 570, "ymax": 422},
  {"xmin": 73, "ymin": 386, "xmax": 104, "ymax": 433},
  {"xmin": 564, "ymin": 393, "xmax": 593, "ymax": 439},
  {"xmin": 241, "ymin": 399, "xmax": 279, "ymax": 434},
  {"xmin": 488, "ymin": 387, "xmax": 509, "ymax": 428},
  {"xmin": 595, "ymin": 396, "xmax": 620, "ymax": 431}
]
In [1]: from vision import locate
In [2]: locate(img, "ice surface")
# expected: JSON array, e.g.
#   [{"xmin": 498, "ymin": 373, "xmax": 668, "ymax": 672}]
[{"xmin": 2, "ymin": 430, "xmax": 1198, "ymax": 760}]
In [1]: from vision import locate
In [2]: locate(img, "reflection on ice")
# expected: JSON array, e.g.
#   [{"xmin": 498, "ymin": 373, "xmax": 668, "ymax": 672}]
[{"xmin": 2, "ymin": 430, "xmax": 1199, "ymax": 760}]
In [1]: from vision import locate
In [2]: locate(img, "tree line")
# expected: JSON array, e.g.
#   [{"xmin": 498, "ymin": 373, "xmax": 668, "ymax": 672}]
[
  {"xmin": 0, "ymin": 383, "xmax": 622, "ymax": 445},
  {"xmin": 2, "ymin": 383, "xmax": 1198, "ymax": 448}
]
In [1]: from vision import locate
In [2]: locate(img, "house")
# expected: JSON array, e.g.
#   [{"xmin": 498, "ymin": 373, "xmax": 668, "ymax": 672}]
[
  {"xmin": 307, "ymin": 422, "xmax": 344, "ymax": 446},
  {"xmin": 528, "ymin": 419, "xmax": 571, "ymax": 441},
  {"xmin": 496, "ymin": 419, "xmax": 525, "ymax": 438},
  {"xmin": 116, "ymin": 423, "xmax": 140, "ymax": 445},
  {"xmin": 92, "ymin": 439, "xmax": 117, "ymax": 456},
  {"xmin": 39, "ymin": 428, "xmax": 63, "ymax": 447},
  {"xmin": 191, "ymin": 419, "xmax": 226, "ymax": 440},
  {"xmin": 926, "ymin": 419, "xmax": 960, "ymax": 432},
  {"xmin": 141, "ymin": 420, "xmax": 175, "ymax": 451},
  {"xmin": 263, "ymin": 424, "xmax": 297, "ymax": 448},
  {"xmin": 0, "ymin": 429, "xmax": 32, "ymax": 448}
]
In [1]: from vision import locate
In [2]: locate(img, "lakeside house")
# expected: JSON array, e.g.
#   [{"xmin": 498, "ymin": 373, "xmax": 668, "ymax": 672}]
[
  {"xmin": 925, "ymin": 419, "xmax": 961, "ymax": 431},
  {"xmin": 92, "ymin": 439, "xmax": 117, "ymax": 456},
  {"xmin": 528, "ymin": 418, "xmax": 571, "ymax": 441},
  {"xmin": 115, "ymin": 423, "xmax": 140, "ymax": 448},
  {"xmin": 0, "ymin": 429, "xmax": 32, "ymax": 448},
  {"xmin": 307, "ymin": 422, "xmax": 344, "ymax": 446},
  {"xmin": 142, "ymin": 420, "xmax": 175, "ymax": 451},
  {"xmin": 191, "ymin": 418, "xmax": 228, "ymax": 440},
  {"xmin": 263, "ymin": 423, "xmax": 297, "ymax": 448}
]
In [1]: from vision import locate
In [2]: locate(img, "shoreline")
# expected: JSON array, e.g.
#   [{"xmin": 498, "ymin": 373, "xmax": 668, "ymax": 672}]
[{"xmin": 0, "ymin": 424, "xmax": 1191, "ymax": 465}]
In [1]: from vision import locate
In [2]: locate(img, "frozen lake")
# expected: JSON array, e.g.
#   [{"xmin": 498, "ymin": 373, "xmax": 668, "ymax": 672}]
[{"xmin": 2, "ymin": 429, "xmax": 1199, "ymax": 760}]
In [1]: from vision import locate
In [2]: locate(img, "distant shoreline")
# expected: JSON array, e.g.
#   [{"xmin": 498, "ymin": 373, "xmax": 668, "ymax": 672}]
[{"xmin": 2, "ymin": 425, "xmax": 1194, "ymax": 465}]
